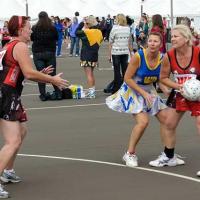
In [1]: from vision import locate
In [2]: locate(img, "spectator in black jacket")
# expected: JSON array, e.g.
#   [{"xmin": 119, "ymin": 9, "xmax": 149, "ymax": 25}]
[{"xmin": 31, "ymin": 11, "xmax": 62, "ymax": 101}]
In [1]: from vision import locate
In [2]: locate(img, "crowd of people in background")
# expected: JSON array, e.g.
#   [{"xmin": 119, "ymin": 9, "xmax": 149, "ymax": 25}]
[
  {"xmin": 1, "ymin": 10, "xmax": 200, "ymax": 198},
  {"xmin": 1, "ymin": 12, "xmax": 200, "ymax": 60}
]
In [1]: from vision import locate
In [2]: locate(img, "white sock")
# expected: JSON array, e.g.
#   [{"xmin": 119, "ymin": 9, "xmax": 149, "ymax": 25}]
[
  {"xmin": 89, "ymin": 87, "xmax": 95, "ymax": 92},
  {"xmin": 4, "ymin": 169, "xmax": 14, "ymax": 173}
]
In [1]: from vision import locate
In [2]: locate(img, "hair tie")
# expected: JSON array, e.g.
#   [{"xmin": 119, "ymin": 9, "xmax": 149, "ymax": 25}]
[{"xmin": 18, "ymin": 16, "xmax": 22, "ymax": 28}]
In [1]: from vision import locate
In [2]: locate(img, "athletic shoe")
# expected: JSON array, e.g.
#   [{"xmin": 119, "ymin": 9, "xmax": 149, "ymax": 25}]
[
  {"xmin": 149, "ymin": 152, "xmax": 185, "ymax": 167},
  {"xmin": 197, "ymin": 171, "xmax": 200, "ymax": 177},
  {"xmin": 39, "ymin": 94, "xmax": 48, "ymax": 101},
  {"xmin": 0, "ymin": 170, "xmax": 21, "ymax": 183},
  {"xmin": 122, "ymin": 152, "xmax": 138, "ymax": 167},
  {"xmin": 85, "ymin": 90, "xmax": 96, "ymax": 99},
  {"xmin": 0, "ymin": 184, "xmax": 9, "ymax": 198}
]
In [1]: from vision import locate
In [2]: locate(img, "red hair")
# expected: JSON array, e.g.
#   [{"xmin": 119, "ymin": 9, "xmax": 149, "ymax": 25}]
[{"xmin": 8, "ymin": 15, "xmax": 29, "ymax": 36}]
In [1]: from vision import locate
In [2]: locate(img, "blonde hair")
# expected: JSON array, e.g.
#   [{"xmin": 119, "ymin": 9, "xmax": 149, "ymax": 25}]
[
  {"xmin": 116, "ymin": 14, "xmax": 127, "ymax": 26},
  {"xmin": 172, "ymin": 24, "xmax": 193, "ymax": 46},
  {"xmin": 85, "ymin": 15, "xmax": 97, "ymax": 28}
]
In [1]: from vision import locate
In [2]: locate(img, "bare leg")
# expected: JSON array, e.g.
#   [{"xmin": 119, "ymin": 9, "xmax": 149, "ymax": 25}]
[
  {"xmin": 157, "ymin": 107, "xmax": 184, "ymax": 148},
  {"xmin": 127, "ymin": 112, "xmax": 149, "ymax": 153},
  {"xmin": 156, "ymin": 109, "xmax": 168, "ymax": 145},
  {"xmin": 84, "ymin": 67, "xmax": 95, "ymax": 88},
  {"xmin": 0, "ymin": 120, "xmax": 23, "ymax": 174},
  {"xmin": 5, "ymin": 123, "xmax": 27, "ymax": 170}
]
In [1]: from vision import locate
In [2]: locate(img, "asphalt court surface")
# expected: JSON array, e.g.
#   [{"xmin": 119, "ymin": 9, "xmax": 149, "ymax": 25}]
[{"xmin": 1, "ymin": 43, "xmax": 200, "ymax": 199}]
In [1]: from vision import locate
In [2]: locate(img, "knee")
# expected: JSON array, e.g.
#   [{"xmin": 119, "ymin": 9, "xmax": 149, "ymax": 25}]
[
  {"xmin": 6, "ymin": 137, "xmax": 22, "ymax": 152},
  {"xmin": 164, "ymin": 120, "xmax": 177, "ymax": 131},
  {"xmin": 195, "ymin": 119, "xmax": 200, "ymax": 132},
  {"xmin": 137, "ymin": 118, "xmax": 149, "ymax": 129},
  {"xmin": 21, "ymin": 126, "xmax": 28, "ymax": 140}
]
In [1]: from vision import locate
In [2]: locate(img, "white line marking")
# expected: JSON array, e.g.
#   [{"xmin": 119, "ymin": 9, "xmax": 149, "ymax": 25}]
[
  {"xmin": 25, "ymin": 82, "xmax": 51, "ymax": 86},
  {"xmin": 98, "ymin": 68, "xmax": 113, "ymax": 71},
  {"xmin": 22, "ymin": 93, "xmax": 39, "ymax": 96},
  {"xmin": 18, "ymin": 153, "xmax": 200, "ymax": 183},
  {"xmin": 26, "ymin": 103, "xmax": 106, "ymax": 110}
]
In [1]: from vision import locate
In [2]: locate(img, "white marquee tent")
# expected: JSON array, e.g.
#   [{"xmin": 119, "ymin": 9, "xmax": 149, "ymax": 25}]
[{"xmin": 0, "ymin": 0, "xmax": 200, "ymax": 19}]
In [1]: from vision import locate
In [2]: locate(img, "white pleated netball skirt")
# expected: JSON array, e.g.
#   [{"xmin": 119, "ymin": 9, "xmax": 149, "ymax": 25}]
[{"xmin": 106, "ymin": 82, "xmax": 167, "ymax": 116}]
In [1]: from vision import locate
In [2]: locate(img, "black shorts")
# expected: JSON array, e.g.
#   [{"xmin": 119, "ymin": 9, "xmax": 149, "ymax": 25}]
[{"xmin": 0, "ymin": 85, "xmax": 27, "ymax": 122}]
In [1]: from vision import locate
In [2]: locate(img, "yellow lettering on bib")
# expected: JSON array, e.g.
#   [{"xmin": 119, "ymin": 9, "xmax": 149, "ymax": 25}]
[{"xmin": 144, "ymin": 76, "xmax": 157, "ymax": 84}]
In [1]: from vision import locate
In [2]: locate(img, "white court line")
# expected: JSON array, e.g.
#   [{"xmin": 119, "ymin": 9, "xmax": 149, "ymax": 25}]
[
  {"xmin": 22, "ymin": 90, "xmax": 103, "ymax": 97},
  {"xmin": 98, "ymin": 68, "xmax": 113, "ymax": 71},
  {"xmin": 26, "ymin": 103, "xmax": 106, "ymax": 111},
  {"xmin": 22, "ymin": 93, "xmax": 39, "ymax": 96},
  {"xmin": 18, "ymin": 153, "xmax": 200, "ymax": 183},
  {"xmin": 25, "ymin": 82, "xmax": 51, "ymax": 87}
]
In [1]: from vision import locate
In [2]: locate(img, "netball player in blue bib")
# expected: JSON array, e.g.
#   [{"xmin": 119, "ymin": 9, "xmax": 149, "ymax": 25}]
[{"xmin": 106, "ymin": 31, "xmax": 169, "ymax": 167}]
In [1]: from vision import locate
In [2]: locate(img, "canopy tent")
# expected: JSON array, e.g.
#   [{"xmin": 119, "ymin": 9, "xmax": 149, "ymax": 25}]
[
  {"xmin": 0, "ymin": 0, "xmax": 200, "ymax": 19},
  {"xmin": 143, "ymin": 0, "xmax": 200, "ymax": 16}
]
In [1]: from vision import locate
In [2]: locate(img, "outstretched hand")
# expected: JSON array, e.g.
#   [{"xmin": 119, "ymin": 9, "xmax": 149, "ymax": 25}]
[
  {"xmin": 41, "ymin": 65, "xmax": 54, "ymax": 74},
  {"xmin": 53, "ymin": 72, "xmax": 70, "ymax": 90}
]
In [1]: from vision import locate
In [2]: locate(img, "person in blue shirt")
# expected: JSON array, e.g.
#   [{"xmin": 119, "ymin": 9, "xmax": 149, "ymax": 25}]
[
  {"xmin": 69, "ymin": 17, "xmax": 79, "ymax": 57},
  {"xmin": 54, "ymin": 16, "xmax": 63, "ymax": 56},
  {"xmin": 106, "ymin": 32, "xmax": 168, "ymax": 167}
]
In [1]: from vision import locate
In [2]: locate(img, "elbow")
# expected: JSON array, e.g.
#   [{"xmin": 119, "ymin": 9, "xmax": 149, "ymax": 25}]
[
  {"xmin": 159, "ymin": 77, "xmax": 166, "ymax": 84},
  {"xmin": 124, "ymin": 75, "xmax": 130, "ymax": 84},
  {"xmin": 24, "ymin": 74, "xmax": 32, "ymax": 80},
  {"xmin": 24, "ymin": 71, "xmax": 35, "ymax": 80}
]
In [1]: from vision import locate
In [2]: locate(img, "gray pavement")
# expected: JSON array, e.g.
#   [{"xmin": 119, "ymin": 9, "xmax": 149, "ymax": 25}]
[{"xmin": 1, "ymin": 42, "xmax": 200, "ymax": 199}]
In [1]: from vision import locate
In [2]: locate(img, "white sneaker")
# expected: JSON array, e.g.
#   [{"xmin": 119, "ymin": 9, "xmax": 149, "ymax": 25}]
[
  {"xmin": 123, "ymin": 152, "xmax": 138, "ymax": 167},
  {"xmin": 0, "ymin": 184, "xmax": 9, "ymax": 199},
  {"xmin": 175, "ymin": 154, "xmax": 185, "ymax": 165},
  {"xmin": 197, "ymin": 171, "xmax": 200, "ymax": 177},
  {"xmin": 149, "ymin": 152, "xmax": 185, "ymax": 167},
  {"xmin": 1, "ymin": 170, "xmax": 21, "ymax": 183},
  {"xmin": 85, "ymin": 88, "xmax": 96, "ymax": 99}
]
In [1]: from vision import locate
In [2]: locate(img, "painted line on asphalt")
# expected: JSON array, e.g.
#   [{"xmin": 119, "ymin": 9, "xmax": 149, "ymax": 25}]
[
  {"xmin": 98, "ymin": 68, "xmax": 113, "ymax": 71},
  {"xmin": 26, "ymin": 103, "xmax": 106, "ymax": 111},
  {"xmin": 18, "ymin": 153, "xmax": 200, "ymax": 183}
]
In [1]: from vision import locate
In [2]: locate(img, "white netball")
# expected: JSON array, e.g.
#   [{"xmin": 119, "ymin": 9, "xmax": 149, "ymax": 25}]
[{"xmin": 182, "ymin": 78, "xmax": 200, "ymax": 101}]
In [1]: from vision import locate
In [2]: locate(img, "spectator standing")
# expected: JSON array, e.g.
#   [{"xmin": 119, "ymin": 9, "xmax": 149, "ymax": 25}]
[
  {"xmin": 76, "ymin": 15, "xmax": 103, "ymax": 98},
  {"xmin": 105, "ymin": 14, "xmax": 113, "ymax": 41},
  {"xmin": 0, "ymin": 21, "xmax": 11, "ymax": 47},
  {"xmin": 151, "ymin": 14, "xmax": 166, "ymax": 53},
  {"xmin": 108, "ymin": 14, "xmax": 133, "ymax": 94},
  {"xmin": 69, "ymin": 17, "xmax": 79, "ymax": 57},
  {"xmin": 54, "ymin": 16, "xmax": 63, "ymax": 57},
  {"xmin": 31, "ymin": 11, "xmax": 62, "ymax": 101}
]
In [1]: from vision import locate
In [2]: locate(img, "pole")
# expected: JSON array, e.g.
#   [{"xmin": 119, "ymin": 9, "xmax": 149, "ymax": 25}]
[
  {"xmin": 141, "ymin": 0, "xmax": 144, "ymax": 16},
  {"xmin": 141, "ymin": 4, "xmax": 143, "ymax": 16},
  {"xmin": 170, "ymin": 0, "xmax": 173, "ymax": 27},
  {"xmin": 25, "ymin": 0, "xmax": 28, "ymax": 17}
]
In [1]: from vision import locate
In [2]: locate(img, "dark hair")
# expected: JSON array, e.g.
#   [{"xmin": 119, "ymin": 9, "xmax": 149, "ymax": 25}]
[
  {"xmin": 152, "ymin": 14, "xmax": 164, "ymax": 30},
  {"xmin": 54, "ymin": 16, "xmax": 61, "ymax": 23},
  {"xmin": 126, "ymin": 16, "xmax": 134, "ymax": 26},
  {"xmin": 8, "ymin": 15, "xmax": 29, "ymax": 36},
  {"xmin": 75, "ymin": 11, "xmax": 79, "ymax": 16},
  {"xmin": 35, "ymin": 11, "xmax": 54, "ymax": 30},
  {"xmin": 39, "ymin": 11, "xmax": 48, "ymax": 19}
]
